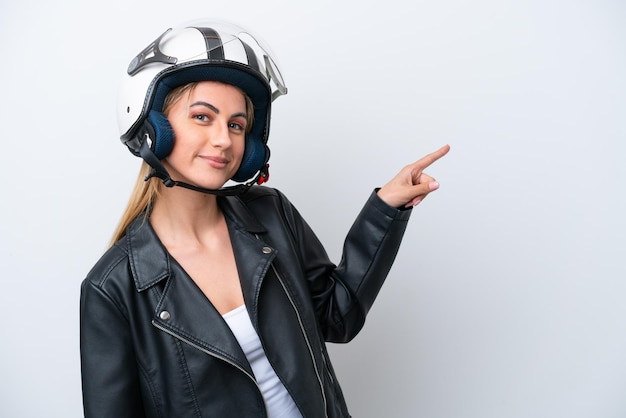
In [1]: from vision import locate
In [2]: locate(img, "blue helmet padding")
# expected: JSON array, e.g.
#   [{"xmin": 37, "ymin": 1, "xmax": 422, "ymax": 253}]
[
  {"xmin": 148, "ymin": 111, "xmax": 175, "ymax": 159},
  {"xmin": 232, "ymin": 136, "xmax": 266, "ymax": 182}
]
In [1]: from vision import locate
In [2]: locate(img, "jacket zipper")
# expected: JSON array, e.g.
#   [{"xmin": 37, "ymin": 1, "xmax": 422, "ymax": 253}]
[
  {"xmin": 270, "ymin": 264, "xmax": 329, "ymax": 418},
  {"xmin": 151, "ymin": 320, "xmax": 269, "ymax": 415}
]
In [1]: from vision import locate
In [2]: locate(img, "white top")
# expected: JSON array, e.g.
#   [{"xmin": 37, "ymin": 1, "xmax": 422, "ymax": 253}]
[{"xmin": 222, "ymin": 305, "xmax": 303, "ymax": 418}]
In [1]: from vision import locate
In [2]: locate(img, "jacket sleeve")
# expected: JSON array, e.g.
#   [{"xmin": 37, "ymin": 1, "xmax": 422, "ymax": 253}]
[
  {"xmin": 80, "ymin": 278, "xmax": 146, "ymax": 418},
  {"xmin": 276, "ymin": 189, "xmax": 412, "ymax": 343}
]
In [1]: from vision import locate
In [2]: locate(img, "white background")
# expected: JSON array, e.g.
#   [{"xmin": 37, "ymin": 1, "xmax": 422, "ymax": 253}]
[{"xmin": 1, "ymin": 0, "xmax": 625, "ymax": 417}]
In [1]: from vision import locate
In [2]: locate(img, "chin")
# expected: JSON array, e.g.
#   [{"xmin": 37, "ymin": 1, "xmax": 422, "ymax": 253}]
[
  {"xmin": 179, "ymin": 172, "xmax": 234, "ymax": 191},
  {"xmin": 192, "ymin": 180, "xmax": 230, "ymax": 190}
]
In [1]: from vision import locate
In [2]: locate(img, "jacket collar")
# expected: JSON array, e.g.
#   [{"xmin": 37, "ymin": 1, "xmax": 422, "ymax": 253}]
[{"xmin": 127, "ymin": 194, "xmax": 267, "ymax": 292}]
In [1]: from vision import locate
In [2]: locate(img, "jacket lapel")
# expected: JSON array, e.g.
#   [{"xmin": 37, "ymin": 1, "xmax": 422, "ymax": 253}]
[
  {"xmin": 220, "ymin": 194, "xmax": 276, "ymax": 329},
  {"xmin": 127, "ymin": 198, "xmax": 276, "ymax": 376},
  {"xmin": 227, "ymin": 225, "xmax": 277, "ymax": 330},
  {"xmin": 152, "ymin": 258, "xmax": 254, "ymax": 375}
]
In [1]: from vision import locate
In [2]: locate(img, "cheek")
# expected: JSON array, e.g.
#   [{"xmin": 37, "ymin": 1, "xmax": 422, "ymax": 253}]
[{"xmin": 167, "ymin": 123, "xmax": 199, "ymax": 156}]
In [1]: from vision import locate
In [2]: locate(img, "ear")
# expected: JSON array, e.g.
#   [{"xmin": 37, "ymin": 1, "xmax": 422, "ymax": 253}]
[{"xmin": 147, "ymin": 110, "xmax": 175, "ymax": 159}]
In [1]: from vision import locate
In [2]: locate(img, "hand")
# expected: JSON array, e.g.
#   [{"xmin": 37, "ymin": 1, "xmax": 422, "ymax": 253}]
[{"xmin": 377, "ymin": 145, "xmax": 450, "ymax": 208}]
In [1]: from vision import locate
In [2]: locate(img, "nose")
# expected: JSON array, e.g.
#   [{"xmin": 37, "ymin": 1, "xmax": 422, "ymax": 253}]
[{"xmin": 209, "ymin": 120, "xmax": 232, "ymax": 149}]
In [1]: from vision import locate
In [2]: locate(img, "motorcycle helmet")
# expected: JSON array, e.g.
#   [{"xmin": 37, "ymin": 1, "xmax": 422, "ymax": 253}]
[{"xmin": 117, "ymin": 19, "xmax": 287, "ymax": 192}]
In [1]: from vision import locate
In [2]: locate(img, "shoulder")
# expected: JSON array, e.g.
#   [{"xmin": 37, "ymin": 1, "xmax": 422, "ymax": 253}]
[
  {"xmin": 220, "ymin": 186, "xmax": 305, "ymax": 237},
  {"xmin": 82, "ymin": 239, "xmax": 131, "ymax": 290},
  {"xmin": 236, "ymin": 185, "xmax": 295, "ymax": 214},
  {"xmin": 238, "ymin": 185, "xmax": 284, "ymax": 202}
]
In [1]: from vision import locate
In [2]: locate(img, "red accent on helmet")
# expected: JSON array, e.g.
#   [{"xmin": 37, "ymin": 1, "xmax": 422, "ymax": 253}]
[{"xmin": 257, "ymin": 164, "xmax": 270, "ymax": 185}]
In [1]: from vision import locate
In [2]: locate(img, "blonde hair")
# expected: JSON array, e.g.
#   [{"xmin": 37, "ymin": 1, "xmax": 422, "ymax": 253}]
[
  {"xmin": 109, "ymin": 82, "xmax": 255, "ymax": 246},
  {"xmin": 109, "ymin": 162, "xmax": 160, "ymax": 245}
]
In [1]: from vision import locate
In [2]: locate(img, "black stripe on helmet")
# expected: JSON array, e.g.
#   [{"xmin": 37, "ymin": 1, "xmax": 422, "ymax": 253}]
[
  {"xmin": 241, "ymin": 42, "xmax": 261, "ymax": 74},
  {"xmin": 196, "ymin": 27, "xmax": 225, "ymax": 61}
]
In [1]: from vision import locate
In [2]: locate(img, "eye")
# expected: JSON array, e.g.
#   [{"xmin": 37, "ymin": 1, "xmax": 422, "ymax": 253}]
[
  {"xmin": 193, "ymin": 114, "xmax": 210, "ymax": 122},
  {"xmin": 229, "ymin": 121, "xmax": 246, "ymax": 132}
]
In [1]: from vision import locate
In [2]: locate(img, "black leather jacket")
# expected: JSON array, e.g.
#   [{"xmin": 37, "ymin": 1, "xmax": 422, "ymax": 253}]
[{"xmin": 80, "ymin": 186, "xmax": 411, "ymax": 417}]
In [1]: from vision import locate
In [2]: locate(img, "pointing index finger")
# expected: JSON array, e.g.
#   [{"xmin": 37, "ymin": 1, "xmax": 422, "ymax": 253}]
[{"xmin": 414, "ymin": 144, "xmax": 451, "ymax": 170}]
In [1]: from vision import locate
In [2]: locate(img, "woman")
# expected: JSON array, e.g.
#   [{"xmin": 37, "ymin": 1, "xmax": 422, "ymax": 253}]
[{"xmin": 80, "ymin": 19, "xmax": 449, "ymax": 418}]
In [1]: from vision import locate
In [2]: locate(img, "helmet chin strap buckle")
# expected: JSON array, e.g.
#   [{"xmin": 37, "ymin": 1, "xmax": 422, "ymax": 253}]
[
  {"xmin": 256, "ymin": 164, "xmax": 270, "ymax": 185},
  {"xmin": 143, "ymin": 168, "xmax": 175, "ymax": 187},
  {"xmin": 162, "ymin": 178, "xmax": 176, "ymax": 187}
]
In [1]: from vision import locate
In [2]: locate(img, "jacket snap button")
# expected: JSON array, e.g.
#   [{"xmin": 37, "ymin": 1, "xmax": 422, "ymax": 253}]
[
  {"xmin": 262, "ymin": 247, "xmax": 272, "ymax": 254},
  {"xmin": 159, "ymin": 310, "xmax": 171, "ymax": 321}
]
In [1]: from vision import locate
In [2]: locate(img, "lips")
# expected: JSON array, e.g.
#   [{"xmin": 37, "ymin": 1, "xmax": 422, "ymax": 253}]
[{"xmin": 200, "ymin": 155, "xmax": 229, "ymax": 169}]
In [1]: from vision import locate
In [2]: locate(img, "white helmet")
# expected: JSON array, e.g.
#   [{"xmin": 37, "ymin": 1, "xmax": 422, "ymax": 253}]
[{"xmin": 117, "ymin": 19, "xmax": 287, "ymax": 187}]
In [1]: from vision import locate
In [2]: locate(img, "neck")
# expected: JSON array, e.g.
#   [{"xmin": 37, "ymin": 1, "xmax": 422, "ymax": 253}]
[{"xmin": 149, "ymin": 185, "xmax": 224, "ymax": 245}]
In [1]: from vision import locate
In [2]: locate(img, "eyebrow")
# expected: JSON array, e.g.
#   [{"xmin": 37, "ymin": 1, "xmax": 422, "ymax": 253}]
[{"xmin": 190, "ymin": 101, "xmax": 247, "ymax": 119}]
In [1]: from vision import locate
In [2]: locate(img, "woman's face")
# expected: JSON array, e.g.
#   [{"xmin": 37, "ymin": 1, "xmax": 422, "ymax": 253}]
[{"xmin": 163, "ymin": 81, "xmax": 248, "ymax": 190}]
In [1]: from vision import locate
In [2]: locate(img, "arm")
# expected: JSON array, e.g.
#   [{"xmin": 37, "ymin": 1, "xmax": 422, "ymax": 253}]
[
  {"xmin": 325, "ymin": 191, "xmax": 413, "ymax": 342},
  {"xmin": 281, "ymin": 145, "xmax": 450, "ymax": 342},
  {"xmin": 80, "ymin": 279, "xmax": 146, "ymax": 418}
]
